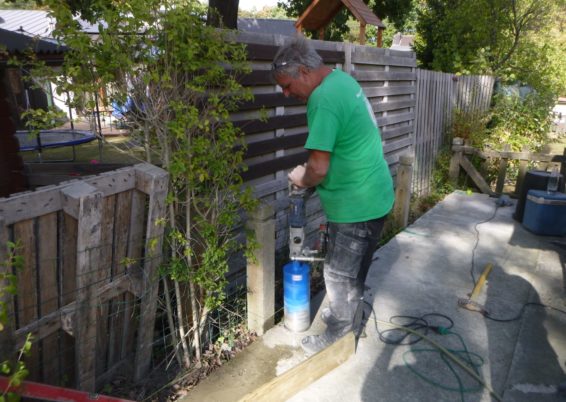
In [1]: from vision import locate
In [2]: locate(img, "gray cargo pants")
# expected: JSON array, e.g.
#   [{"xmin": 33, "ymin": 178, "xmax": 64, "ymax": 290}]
[{"xmin": 322, "ymin": 217, "xmax": 385, "ymax": 336}]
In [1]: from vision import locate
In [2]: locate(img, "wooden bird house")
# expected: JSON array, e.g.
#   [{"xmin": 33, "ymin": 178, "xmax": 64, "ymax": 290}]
[{"xmin": 295, "ymin": 0, "xmax": 386, "ymax": 47}]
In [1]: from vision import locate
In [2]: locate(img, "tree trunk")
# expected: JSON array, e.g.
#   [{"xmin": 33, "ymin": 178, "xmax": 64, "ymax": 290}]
[{"xmin": 207, "ymin": 0, "xmax": 239, "ymax": 29}]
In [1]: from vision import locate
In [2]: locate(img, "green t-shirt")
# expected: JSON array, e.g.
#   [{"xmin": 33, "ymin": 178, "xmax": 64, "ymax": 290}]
[{"xmin": 305, "ymin": 69, "xmax": 394, "ymax": 223}]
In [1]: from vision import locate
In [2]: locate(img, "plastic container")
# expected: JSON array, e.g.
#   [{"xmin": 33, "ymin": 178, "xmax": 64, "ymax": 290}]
[
  {"xmin": 522, "ymin": 189, "xmax": 566, "ymax": 236},
  {"xmin": 283, "ymin": 261, "xmax": 311, "ymax": 332},
  {"xmin": 513, "ymin": 170, "xmax": 564, "ymax": 222},
  {"xmin": 547, "ymin": 167, "xmax": 560, "ymax": 193}
]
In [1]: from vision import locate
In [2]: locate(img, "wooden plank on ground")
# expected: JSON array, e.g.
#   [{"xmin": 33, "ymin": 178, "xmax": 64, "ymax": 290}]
[{"xmin": 239, "ymin": 332, "xmax": 355, "ymax": 402}]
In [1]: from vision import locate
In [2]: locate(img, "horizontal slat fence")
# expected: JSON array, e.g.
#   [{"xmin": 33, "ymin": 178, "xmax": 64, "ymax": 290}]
[
  {"xmin": 0, "ymin": 163, "xmax": 168, "ymax": 392},
  {"xmin": 228, "ymin": 34, "xmax": 418, "ymax": 288},
  {"xmin": 413, "ymin": 70, "xmax": 494, "ymax": 196}
]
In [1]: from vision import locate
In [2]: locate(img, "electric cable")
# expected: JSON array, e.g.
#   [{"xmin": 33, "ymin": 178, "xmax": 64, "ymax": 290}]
[
  {"xmin": 376, "ymin": 313, "xmax": 453, "ymax": 345},
  {"xmin": 465, "ymin": 199, "xmax": 566, "ymax": 322},
  {"xmin": 359, "ymin": 300, "xmax": 503, "ymax": 402},
  {"xmin": 470, "ymin": 202, "xmax": 500, "ymax": 286}
]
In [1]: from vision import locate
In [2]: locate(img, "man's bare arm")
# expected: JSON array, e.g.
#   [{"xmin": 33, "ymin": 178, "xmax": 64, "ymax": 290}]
[{"xmin": 288, "ymin": 150, "xmax": 330, "ymax": 188}]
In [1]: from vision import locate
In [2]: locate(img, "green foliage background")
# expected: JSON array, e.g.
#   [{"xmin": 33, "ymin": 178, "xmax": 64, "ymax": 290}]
[{"xmin": 415, "ymin": 0, "xmax": 566, "ymax": 151}]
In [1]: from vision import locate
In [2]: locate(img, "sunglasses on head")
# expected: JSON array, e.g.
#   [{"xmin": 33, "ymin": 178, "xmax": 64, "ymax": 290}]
[{"xmin": 271, "ymin": 61, "xmax": 289, "ymax": 71}]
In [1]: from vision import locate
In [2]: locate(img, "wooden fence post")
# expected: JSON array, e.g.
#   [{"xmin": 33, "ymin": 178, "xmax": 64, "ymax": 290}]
[
  {"xmin": 449, "ymin": 137, "xmax": 464, "ymax": 182},
  {"xmin": 495, "ymin": 144, "xmax": 511, "ymax": 194},
  {"xmin": 247, "ymin": 203, "xmax": 275, "ymax": 336},
  {"xmin": 61, "ymin": 182, "xmax": 103, "ymax": 391},
  {"xmin": 133, "ymin": 164, "xmax": 168, "ymax": 382},
  {"xmin": 393, "ymin": 155, "xmax": 414, "ymax": 229},
  {"xmin": 515, "ymin": 145, "xmax": 530, "ymax": 195}
]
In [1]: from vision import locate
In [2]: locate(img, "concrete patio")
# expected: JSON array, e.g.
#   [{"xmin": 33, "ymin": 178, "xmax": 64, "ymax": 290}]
[{"xmin": 182, "ymin": 191, "xmax": 566, "ymax": 402}]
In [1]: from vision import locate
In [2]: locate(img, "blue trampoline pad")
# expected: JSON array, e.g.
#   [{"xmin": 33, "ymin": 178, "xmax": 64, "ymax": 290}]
[{"xmin": 17, "ymin": 130, "xmax": 97, "ymax": 151}]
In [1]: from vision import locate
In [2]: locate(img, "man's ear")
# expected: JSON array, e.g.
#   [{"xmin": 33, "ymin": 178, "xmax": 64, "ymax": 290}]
[{"xmin": 298, "ymin": 65, "xmax": 310, "ymax": 76}]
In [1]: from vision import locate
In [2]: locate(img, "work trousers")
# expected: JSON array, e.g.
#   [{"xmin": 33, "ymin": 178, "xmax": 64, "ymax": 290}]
[{"xmin": 323, "ymin": 217, "xmax": 385, "ymax": 335}]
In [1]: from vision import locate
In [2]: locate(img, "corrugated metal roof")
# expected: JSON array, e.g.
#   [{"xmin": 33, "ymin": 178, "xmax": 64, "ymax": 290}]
[
  {"xmin": 0, "ymin": 9, "xmax": 98, "ymax": 38},
  {"xmin": 0, "ymin": 10, "xmax": 55, "ymax": 37},
  {"xmin": 0, "ymin": 27, "xmax": 66, "ymax": 55}
]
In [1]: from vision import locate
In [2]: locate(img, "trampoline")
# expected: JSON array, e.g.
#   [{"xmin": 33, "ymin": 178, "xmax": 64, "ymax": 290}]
[{"xmin": 16, "ymin": 129, "xmax": 99, "ymax": 162}]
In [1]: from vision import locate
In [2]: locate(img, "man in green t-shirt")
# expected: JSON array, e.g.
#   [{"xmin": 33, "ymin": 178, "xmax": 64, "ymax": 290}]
[{"xmin": 272, "ymin": 38, "xmax": 395, "ymax": 356}]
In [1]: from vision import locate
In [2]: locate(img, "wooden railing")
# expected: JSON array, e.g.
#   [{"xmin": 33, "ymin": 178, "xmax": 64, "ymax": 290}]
[
  {"xmin": 0, "ymin": 164, "xmax": 168, "ymax": 391},
  {"xmin": 449, "ymin": 137, "xmax": 566, "ymax": 195}
]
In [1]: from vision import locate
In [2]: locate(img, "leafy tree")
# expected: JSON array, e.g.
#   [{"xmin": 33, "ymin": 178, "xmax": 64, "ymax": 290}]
[
  {"xmin": 0, "ymin": 0, "xmax": 37, "ymax": 9},
  {"xmin": 5, "ymin": 0, "xmax": 241, "ymax": 29},
  {"xmin": 29, "ymin": 0, "xmax": 257, "ymax": 368},
  {"xmin": 3, "ymin": 0, "xmax": 105, "ymax": 17},
  {"xmin": 239, "ymin": 5, "xmax": 290, "ymax": 19},
  {"xmin": 415, "ymin": 0, "xmax": 566, "ymax": 151},
  {"xmin": 277, "ymin": 0, "xmax": 415, "ymax": 41},
  {"xmin": 415, "ymin": 0, "xmax": 564, "ymax": 81},
  {"xmin": 208, "ymin": 0, "xmax": 239, "ymax": 28}
]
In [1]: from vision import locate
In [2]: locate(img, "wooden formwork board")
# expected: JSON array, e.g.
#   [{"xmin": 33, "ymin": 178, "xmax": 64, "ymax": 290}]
[{"xmin": 239, "ymin": 332, "xmax": 355, "ymax": 402}]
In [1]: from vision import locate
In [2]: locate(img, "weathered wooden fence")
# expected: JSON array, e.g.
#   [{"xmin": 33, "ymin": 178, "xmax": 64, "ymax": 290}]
[
  {"xmin": 449, "ymin": 138, "xmax": 566, "ymax": 195},
  {"xmin": 413, "ymin": 70, "xmax": 494, "ymax": 196},
  {"xmin": 0, "ymin": 163, "xmax": 167, "ymax": 391}
]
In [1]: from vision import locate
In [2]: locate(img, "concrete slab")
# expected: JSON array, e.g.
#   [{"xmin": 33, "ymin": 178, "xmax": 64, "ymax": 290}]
[{"xmin": 179, "ymin": 191, "xmax": 566, "ymax": 402}]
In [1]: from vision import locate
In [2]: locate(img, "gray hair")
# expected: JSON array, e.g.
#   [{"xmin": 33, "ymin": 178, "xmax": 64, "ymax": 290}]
[{"xmin": 272, "ymin": 37, "xmax": 323, "ymax": 78}]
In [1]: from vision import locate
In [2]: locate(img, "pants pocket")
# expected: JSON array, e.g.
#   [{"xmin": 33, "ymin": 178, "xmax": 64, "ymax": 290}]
[{"xmin": 325, "ymin": 228, "xmax": 368, "ymax": 279}]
